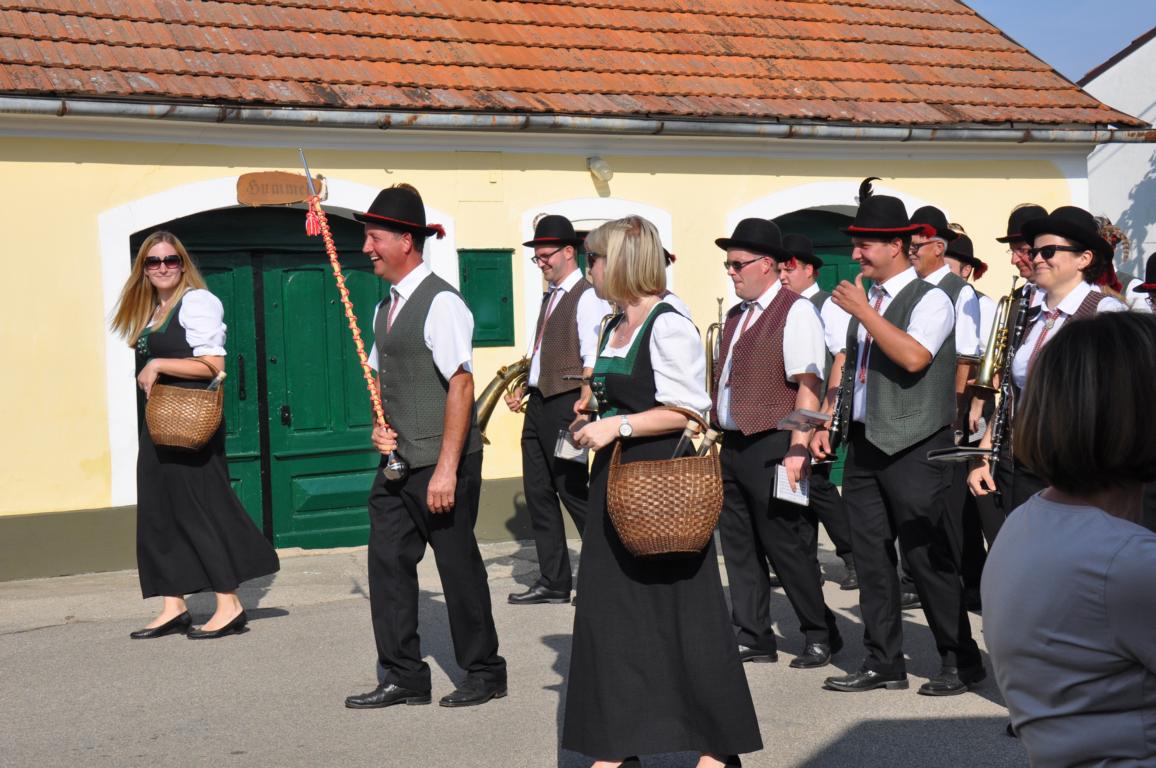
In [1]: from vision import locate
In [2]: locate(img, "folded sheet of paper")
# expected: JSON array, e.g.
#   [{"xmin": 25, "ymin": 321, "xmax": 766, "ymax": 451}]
[
  {"xmin": 554, "ymin": 429, "xmax": 589, "ymax": 463},
  {"xmin": 773, "ymin": 463, "xmax": 810, "ymax": 506},
  {"xmin": 776, "ymin": 408, "xmax": 831, "ymax": 432}
]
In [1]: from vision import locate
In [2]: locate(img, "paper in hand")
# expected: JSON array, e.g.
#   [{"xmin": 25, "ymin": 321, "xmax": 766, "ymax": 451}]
[
  {"xmin": 776, "ymin": 408, "xmax": 831, "ymax": 433},
  {"xmin": 773, "ymin": 463, "xmax": 810, "ymax": 506}
]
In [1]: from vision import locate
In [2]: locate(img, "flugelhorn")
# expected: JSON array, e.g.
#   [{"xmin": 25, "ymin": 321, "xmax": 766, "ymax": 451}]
[
  {"xmin": 476, "ymin": 357, "xmax": 530, "ymax": 445},
  {"xmin": 971, "ymin": 278, "xmax": 1019, "ymax": 392},
  {"xmin": 704, "ymin": 297, "xmax": 725, "ymax": 396}
]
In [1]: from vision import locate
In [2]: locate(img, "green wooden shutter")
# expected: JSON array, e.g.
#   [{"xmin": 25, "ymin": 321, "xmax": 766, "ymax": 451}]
[{"xmin": 458, "ymin": 248, "xmax": 514, "ymax": 347}]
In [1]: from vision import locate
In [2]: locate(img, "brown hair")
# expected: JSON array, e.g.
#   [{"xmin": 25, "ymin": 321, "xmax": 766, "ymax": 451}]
[
  {"xmin": 110, "ymin": 231, "xmax": 208, "ymax": 345},
  {"xmin": 1014, "ymin": 312, "xmax": 1156, "ymax": 494},
  {"xmin": 595, "ymin": 216, "xmax": 666, "ymax": 304}
]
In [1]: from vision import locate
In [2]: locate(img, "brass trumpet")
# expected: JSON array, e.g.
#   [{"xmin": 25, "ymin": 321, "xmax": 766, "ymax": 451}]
[
  {"xmin": 704, "ymin": 297, "xmax": 725, "ymax": 396},
  {"xmin": 476, "ymin": 357, "xmax": 530, "ymax": 445},
  {"xmin": 972, "ymin": 278, "xmax": 1020, "ymax": 393}
]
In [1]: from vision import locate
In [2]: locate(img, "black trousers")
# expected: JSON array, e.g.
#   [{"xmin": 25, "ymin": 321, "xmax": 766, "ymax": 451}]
[
  {"xmin": 718, "ymin": 429, "xmax": 838, "ymax": 651},
  {"xmin": 843, "ymin": 424, "xmax": 980, "ymax": 675},
  {"xmin": 367, "ymin": 451, "xmax": 506, "ymax": 692},
  {"xmin": 521, "ymin": 389, "xmax": 589, "ymax": 591},
  {"xmin": 809, "ymin": 462, "xmax": 853, "ymax": 559}
]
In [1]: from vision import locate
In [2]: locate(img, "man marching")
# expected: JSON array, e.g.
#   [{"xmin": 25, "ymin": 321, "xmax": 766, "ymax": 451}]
[
  {"xmin": 507, "ymin": 215, "xmax": 610, "ymax": 605},
  {"xmin": 813, "ymin": 180, "xmax": 982, "ymax": 695},
  {"xmin": 713, "ymin": 218, "xmax": 842, "ymax": 670},
  {"xmin": 346, "ymin": 184, "xmax": 507, "ymax": 710}
]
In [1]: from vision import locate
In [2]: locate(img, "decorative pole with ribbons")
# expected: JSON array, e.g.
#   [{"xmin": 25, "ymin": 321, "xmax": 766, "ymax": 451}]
[{"xmin": 298, "ymin": 149, "xmax": 407, "ymax": 481}]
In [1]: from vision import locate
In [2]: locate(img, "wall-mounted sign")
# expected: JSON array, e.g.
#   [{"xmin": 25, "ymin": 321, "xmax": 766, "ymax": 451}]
[{"xmin": 236, "ymin": 171, "xmax": 325, "ymax": 206}]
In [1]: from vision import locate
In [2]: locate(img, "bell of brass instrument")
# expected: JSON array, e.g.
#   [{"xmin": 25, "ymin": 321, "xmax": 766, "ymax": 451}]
[
  {"xmin": 704, "ymin": 297, "xmax": 725, "ymax": 395},
  {"xmin": 971, "ymin": 278, "xmax": 1019, "ymax": 393},
  {"xmin": 476, "ymin": 357, "xmax": 530, "ymax": 445}
]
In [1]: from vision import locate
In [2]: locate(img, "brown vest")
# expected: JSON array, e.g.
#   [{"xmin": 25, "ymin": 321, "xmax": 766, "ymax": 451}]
[
  {"xmin": 535, "ymin": 277, "xmax": 592, "ymax": 397},
  {"xmin": 710, "ymin": 288, "xmax": 801, "ymax": 435}
]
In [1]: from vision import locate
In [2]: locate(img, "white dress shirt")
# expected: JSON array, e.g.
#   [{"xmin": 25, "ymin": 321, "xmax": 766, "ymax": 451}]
[
  {"xmin": 716, "ymin": 281, "xmax": 826, "ymax": 431},
  {"xmin": 177, "ymin": 288, "xmax": 227, "ymax": 356},
  {"xmin": 1010, "ymin": 280, "xmax": 1127, "ymax": 390},
  {"xmin": 926, "ymin": 263, "xmax": 982, "ymax": 357},
  {"xmin": 527, "ymin": 267, "xmax": 612, "ymax": 388},
  {"xmin": 801, "ymin": 282, "xmax": 852, "ymax": 356},
  {"xmin": 977, "ymin": 293, "xmax": 997, "ymax": 355},
  {"xmin": 599, "ymin": 300, "xmax": 711, "ymax": 412},
  {"xmin": 852, "ymin": 267, "xmax": 954, "ymax": 423},
  {"xmin": 367, "ymin": 263, "xmax": 475, "ymax": 380}
]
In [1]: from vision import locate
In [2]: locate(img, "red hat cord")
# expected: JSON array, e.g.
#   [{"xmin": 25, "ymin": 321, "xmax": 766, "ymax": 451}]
[{"xmin": 973, "ymin": 259, "xmax": 988, "ymax": 280}]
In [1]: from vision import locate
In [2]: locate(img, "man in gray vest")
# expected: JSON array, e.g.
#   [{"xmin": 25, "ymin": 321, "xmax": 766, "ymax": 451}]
[
  {"xmin": 345, "ymin": 184, "xmax": 507, "ymax": 710},
  {"xmin": 712, "ymin": 219, "xmax": 842, "ymax": 670},
  {"xmin": 779, "ymin": 233, "xmax": 858, "ymax": 591},
  {"xmin": 811, "ymin": 179, "xmax": 983, "ymax": 695},
  {"xmin": 506, "ymin": 214, "xmax": 610, "ymax": 605}
]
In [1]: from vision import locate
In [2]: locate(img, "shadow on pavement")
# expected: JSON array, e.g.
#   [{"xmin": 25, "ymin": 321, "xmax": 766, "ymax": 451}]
[{"xmin": 796, "ymin": 716, "xmax": 1024, "ymax": 766}]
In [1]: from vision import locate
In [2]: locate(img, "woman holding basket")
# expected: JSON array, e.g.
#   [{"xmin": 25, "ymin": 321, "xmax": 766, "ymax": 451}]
[
  {"xmin": 111, "ymin": 231, "xmax": 278, "ymax": 640},
  {"xmin": 564, "ymin": 217, "xmax": 761, "ymax": 767}
]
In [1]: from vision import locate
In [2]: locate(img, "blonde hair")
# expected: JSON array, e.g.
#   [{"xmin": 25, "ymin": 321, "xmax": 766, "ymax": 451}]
[
  {"xmin": 596, "ymin": 216, "xmax": 666, "ymax": 304},
  {"xmin": 110, "ymin": 231, "xmax": 208, "ymax": 345},
  {"xmin": 1015, "ymin": 312, "xmax": 1156, "ymax": 494}
]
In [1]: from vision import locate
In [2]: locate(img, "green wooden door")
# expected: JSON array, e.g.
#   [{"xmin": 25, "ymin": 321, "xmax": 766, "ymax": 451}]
[{"xmin": 262, "ymin": 253, "xmax": 389, "ymax": 548}]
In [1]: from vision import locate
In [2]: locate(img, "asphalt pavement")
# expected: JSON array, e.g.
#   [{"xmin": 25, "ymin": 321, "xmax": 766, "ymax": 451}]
[{"xmin": 0, "ymin": 536, "xmax": 1027, "ymax": 767}]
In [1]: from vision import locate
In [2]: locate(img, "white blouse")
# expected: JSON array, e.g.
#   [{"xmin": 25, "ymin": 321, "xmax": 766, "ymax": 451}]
[
  {"xmin": 177, "ymin": 289, "xmax": 227, "ymax": 356},
  {"xmin": 600, "ymin": 301, "xmax": 711, "ymax": 412}
]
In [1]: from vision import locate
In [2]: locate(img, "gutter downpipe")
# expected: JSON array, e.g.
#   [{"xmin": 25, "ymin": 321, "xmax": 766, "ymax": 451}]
[{"xmin": 1, "ymin": 96, "xmax": 1152, "ymax": 143}]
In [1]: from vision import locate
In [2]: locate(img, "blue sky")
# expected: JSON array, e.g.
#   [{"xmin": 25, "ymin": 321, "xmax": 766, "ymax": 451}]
[{"xmin": 964, "ymin": 0, "xmax": 1156, "ymax": 82}]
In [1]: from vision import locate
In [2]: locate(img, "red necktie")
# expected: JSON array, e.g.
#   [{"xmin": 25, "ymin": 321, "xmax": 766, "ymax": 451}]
[
  {"xmin": 533, "ymin": 288, "xmax": 560, "ymax": 354},
  {"xmin": 857, "ymin": 289, "xmax": 886, "ymax": 383},
  {"xmin": 385, "ymin": 288, "xmax": 401, "ymax": 333},
  {"xmin": 1027, "ymin": 308, "xmax": 1062, "ymax": 373}
]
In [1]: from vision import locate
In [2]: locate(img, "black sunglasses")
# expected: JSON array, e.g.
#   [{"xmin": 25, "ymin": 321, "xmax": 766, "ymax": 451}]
[
  {"xmin": 1029, "ymin": 245, "xmax": 1085, "ymax": 260},
  {"xmin": 144, "ymin": 255, "xmax": 182, "ymax": 270},
  {"xmin": 723, "ymin": 256, "xmax": 768, "ymax": 272}
]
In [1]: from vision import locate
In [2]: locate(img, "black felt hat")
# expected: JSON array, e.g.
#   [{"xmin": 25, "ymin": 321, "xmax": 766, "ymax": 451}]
[
  {"xmin": 945, "ymin": 234, "xmax": 988, "ymax": 278},
  {"xmin": 715, "ymin": 218, "xmax": 790, "ymax": 260},
  {"xmin": 1020, "ymin": 206, "xmax": 1114, "ymax": 264},
  {"xmin": 354, "ymin": 186, "xmax": 445, "ymax": 239},
  {"xmin": 909, "ymin": 205, "xmax": 960, "ymax": 242},
  {"xmin": 843, "ymin": 178, "xmax": 925, "ymax": 238},
  {"xmin": 782, "ymin": 233, "xmax": 823, "ymax": 268},
  {"xmin": 1135, "ymin": 254, "xmax": 1156, "ymax": 293},
  {"xmin": 523, "ymin": 215, "xmax": 584, "ymax": 248},
  {"xmin": 995, "ymin": 204, "xmax": 1047, "ymax": 244}
]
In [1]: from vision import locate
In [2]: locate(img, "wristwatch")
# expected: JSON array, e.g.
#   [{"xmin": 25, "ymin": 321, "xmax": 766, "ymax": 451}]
[{"xmin": 618, "ymin": 415, "xmax": 633, "ymax": 438}]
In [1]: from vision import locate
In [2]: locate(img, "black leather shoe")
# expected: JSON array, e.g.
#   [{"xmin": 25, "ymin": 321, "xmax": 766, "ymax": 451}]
[
  {"xmin": 129, "ymin": 611, "xmax": 191, "ymax": 639},
  {"xmin": 439, "ymin": 678, "xmax": 508, "ymax": 707},
  {"xmin": 345, "ymin": 683, "xmax": 431, "ymax": 709},
  {"xmin": 738, "ymin": 644, "xmax": 778, "ymax": 663},
  {"xmin": 187, "ymin": 610, "xmax": 248, "ymax": 639},
  {"xmin": 508, "ymin": 584, "xmax": 570, "ymax": 605},
  {"xmin": 917, "ymin": 664, "xmax": 986, "ymax": 696},
  {"xmin": 767, "ymin": 569, "xmax": 782, "ymax": 588},
  {"xmin": 823, "ymin": 668, "xmax": 908, "ymax": 692},
  {"xmin": 839, "ymin": 557, "xmax": 859, "ymax": 591},
  {"xmin": 790, "ymin": 635, "xmax": 844, "ymax": 669},
  {"xmin": 899, "ymin": 591, "xmax": 921, "ymax": 610}
]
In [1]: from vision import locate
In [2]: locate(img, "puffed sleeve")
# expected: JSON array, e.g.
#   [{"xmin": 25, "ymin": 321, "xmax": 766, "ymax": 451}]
[
  {"xmin": 649, "ymin": 309, "xmax": 711, "ymax": 412},
  {"xmin": 179, "ymin": 289, "xmax": 227, "ymax": 356}
]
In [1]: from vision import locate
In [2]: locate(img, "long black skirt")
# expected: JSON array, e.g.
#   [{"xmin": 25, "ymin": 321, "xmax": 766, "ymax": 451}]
[
  {"xmin": 562, "ymin": 440, "xmax": 763, "ymax": 760},
  {"xmin": 136, "ymin": 423, "xmax": 279, "ymax": 598}
]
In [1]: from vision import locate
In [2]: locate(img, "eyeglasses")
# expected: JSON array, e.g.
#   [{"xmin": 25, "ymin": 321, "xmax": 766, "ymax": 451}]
[
  {"xmin": 1028, "ymin": 245, "xmax": 1086, "ymax": 260},
  {"xmin": 907, "ymin": 240, "xmax": 938, "ymax": 254},
  {"xmin": 144, "ymin": 255, "xmax": 182, "ymax": 270},
  {"xmin": 1007, "ymin": 243, "xmax": 1032, "ymax": 256},
  {"xmin": 530, "ymin": 247, "xmax": 564, "ymax": 266},
  {"xmin": 722, "ymin": 256, "xmax": 768, "ymax": 272}
]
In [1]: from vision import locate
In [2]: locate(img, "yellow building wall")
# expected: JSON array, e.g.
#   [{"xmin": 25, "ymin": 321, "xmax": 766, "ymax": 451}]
[{"xmin": 0, "ymin": 136, "xmax": 1082, "ymax": 515}]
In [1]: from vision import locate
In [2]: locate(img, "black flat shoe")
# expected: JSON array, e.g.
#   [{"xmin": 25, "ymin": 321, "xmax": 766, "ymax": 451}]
[
  {"xmin": 839, "ymin": 557, "xmax": 859, "ymax": 591},
  {"xmin": 899, "ymin": 591, "xmax": 922, "ymax": 610},
  {"xmin": 738, "ymin": 644, "xmax": 778, "ymax": 663},
  {"xmin": 187, "ymin": 610, "xmax": 248, "ymax": 639},
  {"xmin": 345, "ymin": 683, "xmax": 431, "ymax": 709},
  {"xmin": 823, "ymin": 667, "xmax": 909, "ymax": 692},
  {"xmin": 917, "ymin": 664, "xmax": 986, "ymax": 696},
  {"xmin": 439, "ymin": 678, "xmax": 508, "ymax": 707},
  {"xmin": 508, "ymin": 584, "xmax": 570, "ymax": 605},
  {"xmin": 790, "ymin": 635, "xmax": 844, "ymax": 669},
  {"xmin": 129, "ymin": 611, "xmax": 191, "ymax": 639}
]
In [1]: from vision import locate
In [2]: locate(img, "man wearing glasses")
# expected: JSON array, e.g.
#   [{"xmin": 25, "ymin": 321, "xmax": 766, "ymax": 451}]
[
  {"xmin": 506, "ymin": 214, "xmax": 611, "ymax": 605},
  {"xmin": 711, "ymin": 218, "xmax": 842, "ymax": 671}
]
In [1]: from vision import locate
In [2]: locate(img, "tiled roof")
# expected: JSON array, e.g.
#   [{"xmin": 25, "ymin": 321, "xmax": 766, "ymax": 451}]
[{"xmin": 0, "ymin": 0, "xmax": 1143, "ymax": 128}]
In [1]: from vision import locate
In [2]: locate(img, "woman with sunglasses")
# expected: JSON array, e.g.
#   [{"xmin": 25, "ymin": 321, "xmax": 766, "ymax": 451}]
[
  {"xmin": 111, "ymin": 231, "xmax": 278, "ymax": 639},
  {"xmin": 968, "ymin": 206, "xmax": 1126, "ymax": 519}
]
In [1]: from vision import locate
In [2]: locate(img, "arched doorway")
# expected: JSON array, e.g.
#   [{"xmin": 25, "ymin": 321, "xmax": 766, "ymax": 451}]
[
  {"xmin": 131, "ymin": 207, "xmax": 385, "ymax": 548},
  {"xmin": 772, "ymin": 208, "xmax": 859, "ymax": 288}
]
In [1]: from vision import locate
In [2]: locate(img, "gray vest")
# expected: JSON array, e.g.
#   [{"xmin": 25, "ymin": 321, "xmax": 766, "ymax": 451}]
[
  {"xmin": 374, "ymin": 273, "xmax": 483, "ymax": 469},
  {"xmin": 808, "ymin": 288, "xmax": 834, "ymax": 398},
  {"xmin": 935, "ymin": 270, "xmax": 968, "ymax": 304},
  {"xmin": 846, "ymin": 280, "xmax": 955, "ymax": 455}
]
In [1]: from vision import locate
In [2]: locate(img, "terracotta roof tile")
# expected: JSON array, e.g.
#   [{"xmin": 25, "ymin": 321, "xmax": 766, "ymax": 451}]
[{"xmin": 0, "ymin": 0, "xmax": 1142, "ymax": 128}]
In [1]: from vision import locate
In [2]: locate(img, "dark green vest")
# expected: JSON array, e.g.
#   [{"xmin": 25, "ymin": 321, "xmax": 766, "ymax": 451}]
[
  {"xmin": 846, "ymin": 279, "xmax": 955, "ymax": 455},
  {"xmin": 374, "ymin": 272, "xmax": 483, "ymax": 469}
]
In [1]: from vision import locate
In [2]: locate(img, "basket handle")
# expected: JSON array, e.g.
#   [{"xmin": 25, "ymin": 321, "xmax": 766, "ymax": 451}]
[
  {"xmin": 608, "ymin": 405, "xmax": 709, "ymax": 467},
  {"xmin": 186, "ymin": 357, "xmax": 220, "ymax": 378}
]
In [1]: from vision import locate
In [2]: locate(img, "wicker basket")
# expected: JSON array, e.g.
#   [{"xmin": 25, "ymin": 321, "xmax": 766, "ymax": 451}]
[
  {"xmin": 606, "ymin": 406, "xmax": 723, "ymax": 557},
  {"xmin": 145, "ymin": 358, "xmax": 224, "ymax": 451}
]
